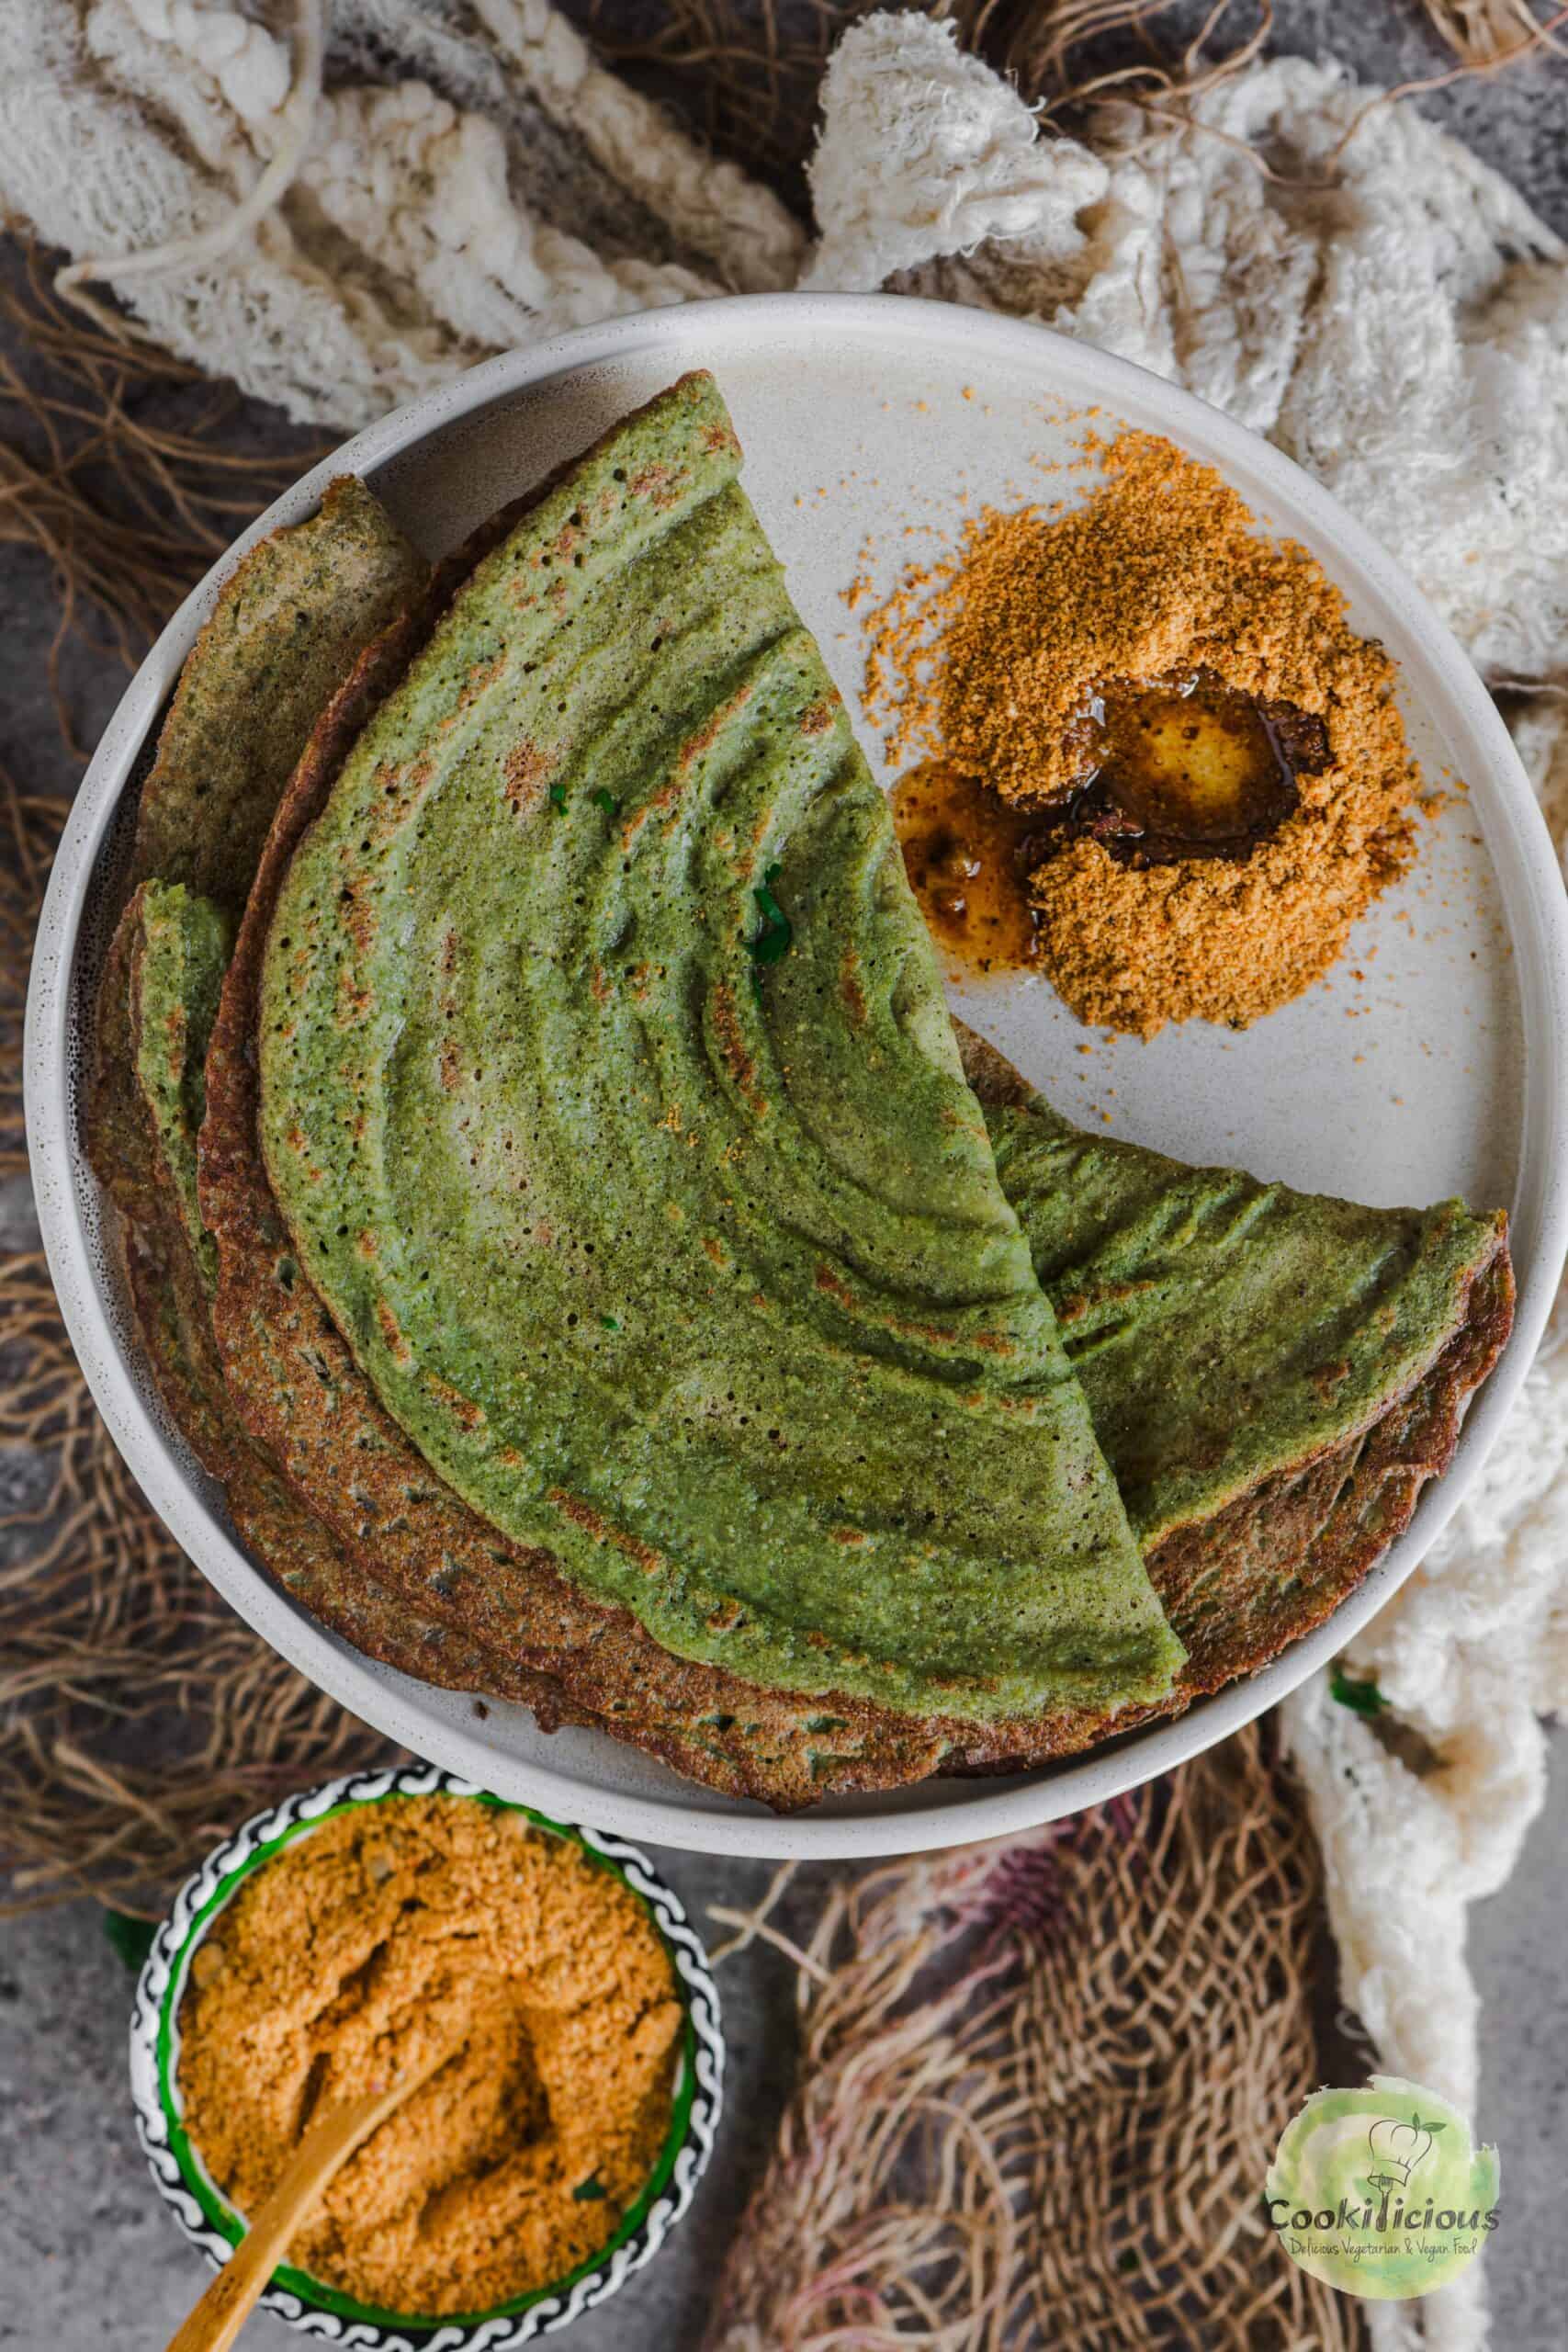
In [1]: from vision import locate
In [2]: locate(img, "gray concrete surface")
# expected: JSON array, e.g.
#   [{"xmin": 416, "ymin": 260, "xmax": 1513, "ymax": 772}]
[{"xmin": 3, "ymin": 6, "xmax": 1566, "ymax": 2346}]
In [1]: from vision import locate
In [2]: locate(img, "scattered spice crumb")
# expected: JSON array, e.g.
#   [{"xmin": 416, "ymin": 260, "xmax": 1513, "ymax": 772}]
[{"xmin": 865, "ymin": 430, "xmax": 1428, "ymax": 1036}]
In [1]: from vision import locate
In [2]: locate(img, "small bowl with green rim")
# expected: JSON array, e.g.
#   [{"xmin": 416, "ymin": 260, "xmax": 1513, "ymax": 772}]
[{"xmin": 128, "ymin": 1761, "xmax": 724, "ymax": 2347}]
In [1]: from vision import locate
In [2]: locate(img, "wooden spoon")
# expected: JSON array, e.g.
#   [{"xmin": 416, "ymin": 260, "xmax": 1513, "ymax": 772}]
[{"xmin": 164, "ymin": 2034, "xmax": 461, "ymax": 2352}]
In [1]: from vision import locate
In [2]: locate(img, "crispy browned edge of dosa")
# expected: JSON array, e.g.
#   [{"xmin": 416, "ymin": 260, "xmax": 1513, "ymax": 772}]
[
  {"xmin": 193, "ymin": 406, "xmax": 1515, "ymax": 1810},
  {"xmin": 76, "ymin": 489, "xmax": 612, "ymax": 1710},
  {"xmin": 83, "ymin": 870, "xmax": 562, "ymax": 1699}
]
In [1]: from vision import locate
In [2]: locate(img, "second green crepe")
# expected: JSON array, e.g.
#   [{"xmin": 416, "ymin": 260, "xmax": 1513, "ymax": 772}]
[
  {"xmin": 985, "ymin": 1091, "xmax": 1503, "ymax": 1552},
  {"xmin": 258, "ymin": 373, "xmax": 1182, "ymax": 1727}
]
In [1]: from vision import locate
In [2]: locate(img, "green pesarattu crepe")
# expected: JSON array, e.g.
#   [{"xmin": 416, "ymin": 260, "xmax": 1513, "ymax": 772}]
[
  {"xmin": 126, "ymin": 881, "xmax": 231, "ymax": 1286},
  {"xmin": 975, "ymin": 1046, "xmax": 1508, "ymax": 1552},
  {"xmin": 244, "ymin": 374, "xmax": 1184, "ymax": 1735},
  {"xmin": 958, "ymin": 1029, "xmax": 1510, "ymax": 1728},
  {"xmin": 122, "ymin": 477, "xmax": 429, "ymax": 921},
  {"xmin": 89, "ymin": 376, "xmax": 1513, "ymax": 1812},
  {"xmin": 86, "ymin": 474, "xmax": 425, "ymax": 1227}
]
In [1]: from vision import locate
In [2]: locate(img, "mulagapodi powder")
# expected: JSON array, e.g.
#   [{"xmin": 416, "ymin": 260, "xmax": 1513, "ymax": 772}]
[
  {"xmin": 867, "ymin": 431, "xmax": 1427, "ymax": 1035},
  {"xmin": 177, "ymin": 1796, "xmax": 682, "ymax": 2316}
]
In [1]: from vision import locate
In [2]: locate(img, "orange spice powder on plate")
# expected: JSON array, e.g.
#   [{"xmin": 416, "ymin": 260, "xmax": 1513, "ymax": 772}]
[
  {"xmin": 864, "ymin": 431, "xmax": 1427, "ymax": 1036},
  {"xmin": 177, "ymin": 1795, "xmax": 683, "ymax": 2318}
]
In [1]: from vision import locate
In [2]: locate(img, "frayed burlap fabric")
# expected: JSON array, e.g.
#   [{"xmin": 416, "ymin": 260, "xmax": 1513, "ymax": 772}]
[{"xmin": 703, "ymin": 1723, "xmax": 1365, "ymax": 2352}]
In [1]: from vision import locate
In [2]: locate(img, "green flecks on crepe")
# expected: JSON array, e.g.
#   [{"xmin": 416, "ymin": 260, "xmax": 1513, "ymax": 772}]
[
  {"xmin": 984, "ymin": 1091, "xmax": 1505, "ymax": 1547},
  {"xmin": 129, "ymin": 882, "xmax": 232, "ymax": 1288},
  {"xmin": 126, "ymin": 477, "xmax": 424, "ymax": 920},
  {"xmin": 259, "ymin": 372, "xmax": 1182, "ymax": 1725}
]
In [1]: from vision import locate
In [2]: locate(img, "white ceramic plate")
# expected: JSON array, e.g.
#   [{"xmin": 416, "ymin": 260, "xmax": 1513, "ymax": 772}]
[{"xmin": 27, "ymin": 295, "xmax": 1568, "ymax": 1860}]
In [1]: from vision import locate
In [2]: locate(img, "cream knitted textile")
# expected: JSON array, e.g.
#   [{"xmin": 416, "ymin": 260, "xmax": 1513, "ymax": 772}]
[
  {"xmin": 0, "ymin": 0, "xmax": 806, "ymax": 422},
  {"xmin": 5, "ymin": 13, "xmax": 1566, "ymax": 2345}
]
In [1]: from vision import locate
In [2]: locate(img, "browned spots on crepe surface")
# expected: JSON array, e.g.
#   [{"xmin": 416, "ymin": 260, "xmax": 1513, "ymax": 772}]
[
  {"xmin": 710, "ymin": 980, "xmax": 766, "ymax": 1114},
  {"xmin": 376, "ymin": 1299, "xmax": 413, "ymax": 1368},
  {"xmin": 503, "ymin": 740, "xmax": 554, "ymax": 817},
  {"xmin": 547, "ymin": 1490, "xmax": 664, "ymax": 1578},
  {"xmin": 840, "ymin": 944, "xmax": 868, "ymax": 1023}
]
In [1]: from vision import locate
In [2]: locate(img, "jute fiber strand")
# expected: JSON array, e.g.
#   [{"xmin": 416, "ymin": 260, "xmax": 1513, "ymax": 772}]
[
  {"xmin": 0, "ymin": 265, "xmax": 392, "ymax": 1914},
  {"xmin": 0, "ymin": 243, "xmax": 327, "ymax": 758},
  {"xmin": 0, "ymin": 1232, "xmax": 394, "ymax": 1915},
  {"xmin": 703, "ymin": 1722, "xmax": 1364, "ymax": 2352}
]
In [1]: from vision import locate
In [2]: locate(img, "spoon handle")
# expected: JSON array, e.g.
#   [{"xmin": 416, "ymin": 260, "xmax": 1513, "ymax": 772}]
[{"xmin": 164, "ymin": 2038, "xmax": 457, "ymax": 2352}]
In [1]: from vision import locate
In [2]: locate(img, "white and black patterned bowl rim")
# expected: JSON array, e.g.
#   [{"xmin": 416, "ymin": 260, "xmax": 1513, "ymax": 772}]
[{"xmin": 128, "ymin": 1763, "xmax": 725, "ymax": 2348}]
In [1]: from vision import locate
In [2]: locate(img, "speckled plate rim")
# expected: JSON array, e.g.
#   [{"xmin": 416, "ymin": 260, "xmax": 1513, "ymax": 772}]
[
  {"xmin": 127, "ymin": 1763, "xmax": 725, "ymax": 2348},
  {"xmin": 28, "ymin": 291, "xmax": 1568, "ymax": 1860}
]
